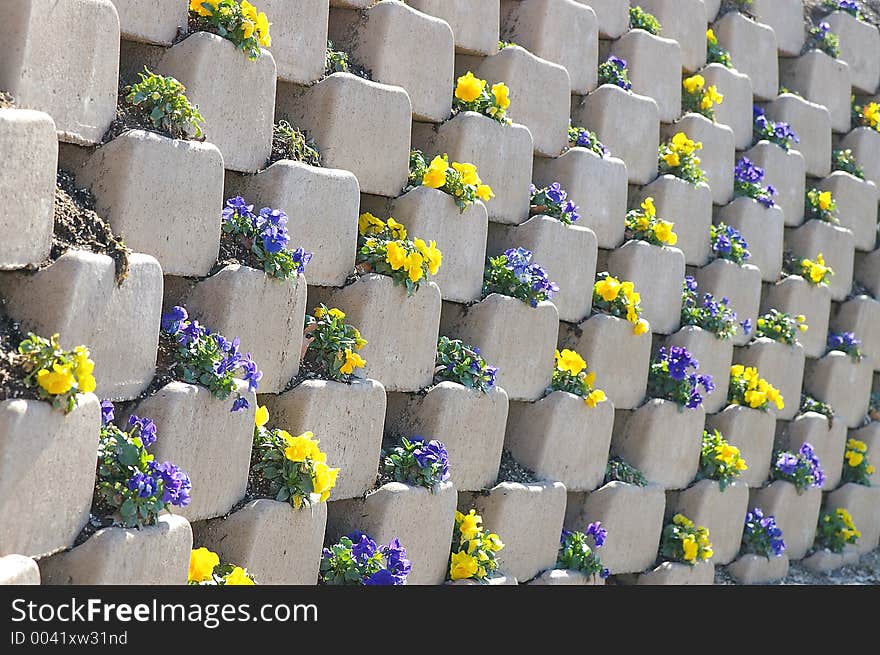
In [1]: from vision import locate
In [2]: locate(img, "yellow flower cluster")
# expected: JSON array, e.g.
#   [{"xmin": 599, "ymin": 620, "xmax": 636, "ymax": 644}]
[
  {"xmin": 449, "ymin": 509, "xmax": 504, "ymax": 581},
  {"xmin": 828, "ymin": 508, "xmax": 861, "ymax": 543},
  {"xmin": 627, "ymin": 197, "xmax": 678, "ymax": 246},
  {"xmin": 454, "ymin": 71, "xmax": 511, "ymax": 120},
  {"xmin": 594, "ymin": 276, "xmax": 650, "ymax": 335},
  {"xmin": 862, "ymin": 102, "xmax": 880, "ymax": 129},
  {"xmin": 673, "ymin": 514, "xmax": 713, "ymax": 562},
  {"xmin": 188, "ymin": 547, "xmax": 255, "ymax": 585},
  {"xmin": 554, "ymin": 349, "xmax": 607, "ymax": 408},
  {"xmin": 279, "ymin": 429, "xmax": 340, "ymax": 505},
  {"xmin": 730, "ymin": 364, "xmax": 784, "ymax": 410},
  {"xmin": 36, "ymin": 345, "xmax": 96, "ymax": 396},
  {"xmin": 715, "ymin": 441, "xmax": 748, "ymax": 471},
  {"xmin": 800, "ymin": 252, "xmax": 834, "ymax": 285},
  {"xmin": 662, "ymin": 132, "xmax": 702, "ymax": 168},
  {"xmin": 190, "ymin": 0, "xmax": 271, "ymax": 47},
  {"xmin": 682, "ymin": 74, "xmax": 723, "ymax": 112},
  {"xmin": 818, "ymin": 190, "xmax": 833, "ymax": 211},
  {"xmin": 845, "ymin": 438, "xmax": 873, "ymax": 473},
  {"xmin": 422, "ymin": 154, "xmax": 494, "ymax": 202},
  {"xmin": 359, "ymin": 213, "xmax": 443, "ymax": 284},
  {"xmin": 707, "ymin": 28, "xmax": 718, "ymax": 45}
]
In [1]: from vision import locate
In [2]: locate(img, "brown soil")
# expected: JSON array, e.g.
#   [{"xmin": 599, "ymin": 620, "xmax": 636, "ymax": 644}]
[
  {"xmin": 0, "ymin": 92, "xmax": 13, "ymax": 109},
  {"xmin": 211, "ymin": 231, "xmax": 261, "ymax": 276},
  {"xmin": 0, "ymin": 305, "xmax": 37, "ymax": 403}
]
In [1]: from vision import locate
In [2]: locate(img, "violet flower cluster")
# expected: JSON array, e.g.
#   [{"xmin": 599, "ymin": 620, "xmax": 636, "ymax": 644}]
[
  {"xmin": 742, "ymin": 507, "xmax": 786, "ymax": 558},
  {"xmin": 827, "ymin": 331, "xmax": 863, "ymax": 360},
  {"xmin": 773, "ymin": 442, "xmax": 826, "ymax": 492},
  {"xmin": 381, "ymin": 436, "xmax": 450, "ymax": 490},
  {"xmin": 734, "ymin": 157, "xmax": 777, "ymax": 208},
  {"xmin": 753, "ymin": 106, "xmax": 800, "ymax": 151},
  {"xmin": 320, "ymin": 532, "xmax": 411, "ymax": 585},
  {"xmin": 681, "ymin": 276, "xmax": 748, "ymax": 340},
  {"xmin": 558, "ymin": 522, "xmax": 610, "ymax": 579},
  {"xmin": 711, "ymin": 223, "xmax": 751, "ymax": 266},
  {"xmin": 529, "ymin": 182, "xmax": 580, "ymax": 225},
  {"xmin": 483, "ymin": 247, "xmax": 559, "ymax": 308},
  {"xmin": 647, "ymin": 346, "xmax": 715, "ymax": 410},
  {"xmin": 598, "ymin": 55, "xmax": 632, "ymax": 90}
]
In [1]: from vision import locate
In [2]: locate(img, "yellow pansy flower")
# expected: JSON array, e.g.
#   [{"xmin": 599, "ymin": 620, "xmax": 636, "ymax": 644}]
[
  {"xmin": 283, "ymin": 431, "xmax": 318, "ymax": 463},
  {"xmin": 846, "ymin": 450, "xmax": 864, "ymax": 467},
  {"xmin": 415, "ymin": 238, "xmax": 442, "ymax": 275},
  {"xmin": 585, "ymin": 389, "xmax": 607, "ymax": 408},
  {"xmin": 595, "ymin": 276, "xmax": 622, "ymax": 302},
  {"xmin": 190, "ymin": 0, "xmax": 217, "ymax": 18},
  {"xmin": 452, "ymin": 162, "xmax": 479, "ymax": 186},
  {"xmin": 847, "ymin": 438, "xmax": 867, "ymax": 453},
  {"xmin": 626, "ymin": 302, "xmax": 638, "ymax": 323},
  {"xmin": 663, "ymin": 151, "xmax": 681, "ymax": 167},
  {"xmin": 405, "ymin": 251, "xmax": 425, "ymax": 282},
  {"xmin": 731, "ymin": 364, "xmax": 745, "ymax": 377},
  {"xmin": 422, "ymin": 155, "xmax": 449, "ymax": 189},
  {"xmin": 225, "ymin": 567, "xmax": 255, "ymax": 586},
  {"xmin": 353, "ymin": 328, "xmax": 367, "ymax": 350},
  {"xmin": 188, "ymin": 547, "xmax": 220, "ymax": 583},
  {"xmin": 358, "ymin": 212, "xmax": 385, "ymax": 235},
  {"xmin": 455, "ymin": 71, "xmax": 486, "ymax": 103},
  {"xmin": 457, "ymin": 509, "xmax": 482, "ymax": 541},
  {"xmin": 818, "ymin": 191, "xmax": 833, "ymax": 211},
  {"xmin": 682, "ymin": 536, "xmax": 698, "ymax": 562},
  {"xmin": 385, "ymin": 241, "xmax": 408, "ymax": 270},
  {"xmin": 242, "ymin": 19, "xmax": 256, "ymax": 40},
  {"xmin": 683, "ymin": 74, "xmax": 705, "ymax": 94},
  {"xmin": 706, "ymin": 85, "xmax": 723, "ymax": 105},
  {"xmin": 255, "ymin": 405, "xmax": 269, "ymax": 427},
  {"xmin": 256, "ymin": 12, "xmax": 271, "ymax": 47},
  {"xmin": 486, "ymin": 533, "xmax": 504, "ymax": 552},
  {"xmin": 37, "ymin": 363, "xmax": 76, "ymax": 395},
  {"xmin": 707, "ymin": 28, "xmax": 718, "ymax": 44},
  {"xmin": 476, "ymin": 184, "xmax": 495, "ymax": 202},
  {"xmin": 313, "ymin": 306, "xmax": 327, "ymax": 319},
  {"xmin": 633, "ymin": 318, "xmax": 650, "ymax": 335},
  {"xmin": 653, "ymin": 220, "xmax": 678, "ymax": 246},
  {"xmin": 385, "ymin": 217, "xmax": 407, "ymax": 239},
  {"xmin": 340, "ymin": 349, "xmax": 366, "ymax": 375},
  {"xmin": 449, "ymin": 550, "xmax": 480, "ymax": 580},
  {"xmin": 555, "ymin": 348, "xmax": 587, "ymax": 375},
  {"xmin": 312, "ymin": 461, "xmax": 340, "ymax": 502},
  {"xmin": 641, "ymin": 196, "xmax": 656, "ymax": 218},
  {"xmin": 491, "ymin": 82, "xmax": 511, "ymax": 109}
]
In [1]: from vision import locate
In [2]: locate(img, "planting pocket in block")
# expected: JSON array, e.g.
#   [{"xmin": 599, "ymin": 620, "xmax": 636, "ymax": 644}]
[
  {"xmin": 850, "ymin": 422, "xmax": 880, "ymax": 487},
  {"xmin": 636, "ymin": 175, "xmax": 713, "ymax": 266},
  {"xmin": 633, "ymin": 560, "xmax": 714, "ymax": 585},
  {"xmin": 110, "ymin": 0, "xmax": 188, "ymax": 46},
  {"xmin": 785, "ymin": 220, "xmax": 855, "ymax": 302},
  {"xmin": 664, "ymin": 114, "xmax": 735, "ymax": 206},
  {"xmin": 817, "ymin": 171, "xmax": 879, "ymax": 252},
  {"xmin": 702, "ymin": 64, "xmax": 754, "ymax": 151},
  {"xmin": 825, "ymin": 10, "xmax": 880, "ymax": 95},
  {"xmin": 636, "ymin": 0, "xmax": 708, "ymax": 73},
  {"xmin": 705, "ymin": 404, "xmax": 777, "ymax": 487},
  {"xmin": 665, "ymin": 326, "xmax": 734, "ymax": 415},
  {"xmin": 715, "ymin": 196, "xmax": 785, "ymax": 282},
  {"xmin": 832, "ymin": 296, "xmax": 880, "ymax": 370},
  {"xmin": 0, "ymin": 555, "xmax": 40, "ymax": 585},
  {"xmin": 803, "ymin": 352, "xmax": 874, "ymax": 429},
  {"xmin": 840, "ymin": 127, "xmax": 880, "ymax": 188},
  {"xmin": 668, "ymin": 479, "xmax": 749, "ymax": 565},
  {"xmin": 781, "ymin": 411, "xmax": 848, "ymax": 491},
  {"xmin": 735, "ymin": 337, "xmax": 805, "ymax": 422},
  {"xmin": 407, "ymin": 0, "xmax": 500, "ymax": 56},
  {"xmin": 855, "ymin": 248, "xmax": 880, "ymax": 298},
  {"xmin": 258, "ymin": 0, "xmax": 329, "ymax": 84},
  {"xmin": 751, "ymin": 0, "xmax": 805, "ymax": 57},
  {"xmin": 760, "ymin": 275, "xmax": 832, "ymax": 359},
  {"xmin": 726, "ymin": 552, "xmax": 790, "ymax": 584},
  {"xmin": 749, "ymin": 480, "xmax": 822, "ymax": 560},
  {"xmin": 825, "ymin": 482, "xmax": 880, "ymax": 554},
  {"xmin": 744, "ymin": 141, "xmax": 806, "ymax": 228},
  {"xmin": 693, "ymin": 258, "xmax": 763, "ymax": 347},
  {"xmin": 765, "ymin": 94, "xmax": 832, "ymax": 178},
  {"xmin": 712, "ymin": 10, "xmax": 778, "ymax": 102},
  {"xmin": 779, "ymin": 51, "xmax": 851, "ymax": 135}
]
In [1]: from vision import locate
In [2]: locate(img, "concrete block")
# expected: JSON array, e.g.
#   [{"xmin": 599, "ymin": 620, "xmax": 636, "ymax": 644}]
[
  {"xmin": 744, "ymin": 141, "xmax": 806, "ymax": 227},
  {"xmin": 571, "ymin": 84, "xmax": 660, "ymax": 185},
  {"xmin": 558, "ymin": 313, "xmax": 652, "ymax": 410},
  {"xmin": 702, "ymin": 63, "xmax": 754, "ymax": 150},
  {"xmin": 779, "ymin": 51, "xmax": 852, "ymax": 134},
  {"xmin": 801, "ymin": 546, "xmax": 861, "ymax": 573},
  {"xmin": 667, "ymin": 479, "xmax": 749, "ymax": 564},
  {"xmin": 715, "ymin": 196, "xmax": 785, "ymax": 282},
  {"xmin": 664, "ymin": 113, "xmax": 736, "ymax": 206},
  {"xmin": 259, "ymin": 0, "xmax": 329, "ymax": 84},
  {"xmin": 703, "ymin": 0, "xmax": 721, "ymax": 20},
  {"xmin": 817, "ymin": 171, "xmax": 879, "ymax": 252},
  {"xmin": 39, "ymin": 514, "xmax": 192, "ymax": 585},
  {"xmin": 441, "ymin": 294, "xmax": 558, "ymax": 401},
  {"xmin": 505, "ymin": 390, "xmax": 615, "ymax": 492},
  {"xmin": 825, "ymin": 10, "xmax": 880, "ymax": 95},
  {"xmin": 465, "ymin": 481, "xmax": 567, "ymax": 581},
  {"xmin": 727, "ymin": 552, "xmax": 789, "ymax": 584},
  {"xmin": 0, "ymin": 555, "xmax": 40, "ymax": 585},
  {"xmin": 266, "ymin": 379, "xmax": 386, "ymax": 501},
  {"xmin": 0, "ymin": 396, "xmax": 100, "ymax": 559},
  {"xmin": 825, "ymin": 482, "xmax": 880, "ymax": 553},
  {"xmin": 751, "ymin": 0, "xmax": 806, "ymax": 57},
  {"xmin": 195, "ymin": 499, "xmax": 327, "ymax": 585},
  {"xmin": 528, "ymin": 568, "xmax": 605, "ymax": 585},
  {"xmin": 0, "ymin": 251, "xmax": 162, "ymax": 400},
  {"xmin": 766, "ymin": 94, "xmax": 832, "ymax": 178},
  {"xmin": 127, "ymin": 381, "xmax": 256, "ymax": 522},
  {"xmin": 781, "ymin": 411, "xmax": 848, "ymax": 491},
  {"xmin": 384, "ymin": 382, "xmax": 508, "ymax": 492},
  {"xmin": 706, "ymin": 404, "xmax": 777, "ymax": 487},
  {"xmin": 785, "ymin": 220, "xmax": 855, "ymax": 301},
  {"xmin": 712, "ymin": 11, "xmax": 778, "ymax": 101},
  {"xmin": 840, "ymin": 126, "xmax": 880, "ymax": 187},
  {"xmin": 850, "ymin": 422, "xmax": 880, "ymax": 487},
  {"xmin": 665, "ymin": 326, "xmax": 734, "ymax": 414},
  {"xmin": 636, "ymin": 175, "xmax": 713, "ymax": 266},
  {"xmin": 855, "ymin": 247, "xmax": 880, "ymax": 297},
  {"xmin": 607, "ymin": 239, "xmax": 686, "ymax": 335},
  {"xmin": 749, "ymin": 480, "xmax": 822, "ymax": 560},
  {"xmin": 448, "ymin": 574, "xmax": 518, "ymax": 585},
  {"xmin": 327, "ymin": 481, "xmax": 457, "ymax": 585},
  {"xmin": 634, "ymin": 560, "xmax": 714, "ymax": 585},
  {"xmin": 158, "ymin": 32, "xmax": 275, "ymax": 173},
  {"xmin": 693, "ymin": 259, "xmax": 762, "ymax": 347},
  {"xmin": 0, "ymin": 0, "xmax": 119, "ymax": 145},
  {"xmin": 329, "ymin": 1, "xmax": 454, "ymax": 123},
  {"xmin": 573, "ymin": 0, "xmax": 628, "ymax": 39},
  {"xmin": 735, "ymin": 337, "xmax": 805, "ymax": 421},
  {"xmin": 407, "ymin": 0, "xmax": 499, "ymax": 56},
  {"xmin": 832, "ymin": 296, "xmax": 880, "ymax": 369},
  {"xmin": 637, "ymin": 0, "xmax": 708, "ymax": 73},
  {"xmin": 488, "ymin": 216, "xmax": 597, "ymax": 322},
  {"xmin": 109, "ymin": 0, "xmax": 187, "ymax": 46},
  {"xmin": 760, "ymin": 275, "xmax": 832, "ymax": 359},
  {"xmin": 804, "ymin": 351, "xmax": 874, "ymax": 429},
  {"xmin": 0, "ymin": 109, "xmax": 56, "ymax": 269}
]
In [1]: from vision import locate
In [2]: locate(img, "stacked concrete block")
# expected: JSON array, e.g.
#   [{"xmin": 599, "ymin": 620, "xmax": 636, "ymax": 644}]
[
  {"xmin": 636, "ymin": 0, "xmax": 707, "ymax": 73},
  {"xmin": 0, "ymin": 109, "xmax": 56, "ymax": 269},
  {"xmin": 801, "ymin": 545, "xmax": 861, "ymax": 573},
  {"xmin": 825, "ymin": 10, "xmax": 880, "ymax": 95},
  {"xmin": 803, "ymin": 351, "xmax": 874, "ymax": 429},
  {"xmin": 328, "ymin": 481, "xmax": 457, "ymax": 585},
  {"xmin": 505, "ymin": 391, "xmax": 615, "ymax": 492},
  {"xmin": 110, "ymin": 0, "xmax": 187, "ymax": 46},
  {"xmin": 849, "ymin": 422, "xmax": 880, "ymax": 487},
  {"xmin": 715, "ymin": 197, "xmax": 785, "ymax": 282},
  {"xmin": 278, "ymin": 73, "xmax": 412, "ymax": 197},
  {"xmin": 0, "ymin": 0, "xmax": 120, "ymax": 145},
  {"xmin": 750, "ymin": 0, "xmax": 805, "ymax": 57},
  {"xmin": 825, "ymin": 483, "xmax": 880, "ymax": 554},
  {"xmin": 706, "ymin": 404, "xmax": 777, "ymax": 488},
  {"xmin": 702, "ymin": 64, "xmax": 754, "ymax": 151},
  {"xmin": 727, "ymin": 552, "xmax": 790, "ymax": 584},
  {"xmin": 760, "ymin": 275, "xmax": 832, "ymax": 359},
  {"xmin": 750, "ymin": 480, "xmax": 823, "ymax": 560},
  {"xmin": 407, "ymin": 0, "xmax": 500, "ymax": 56},
  {"xmin": 785, "ymin": 220, "xmax": 855, "ymax": 302},
  {"xmin": 816, "ymin": 171, "xmax": 879, "ymax": 252},
  {"xmin": 441, "ymin": 294, "xmax": 558, "ymax": 402},
  {"xmin": 266, "ymin": 379, "xmax": 386, "ymax": 500},
  {"xmin": 329, "ymin": 1, "xmax": 453, "ymax": 123},
  {"xmin": 529, "ymin": 569, "xmax": 604, "ymax": 585},
  {"xmin": 744, "ymin": 142, "xmax": 807, "ymax": 227},
  {"xmin": 39, "ymin": 515, "xmax": 192, "ymax": 585},
  {"xmin": 779, "ymin": 52, "xmax": 851, "ymax": 135},
  {"xmin": 575, "ymin": 0, "xmax": 629, "ymax": 39},
  {"xmin": 532, "ymin": 148, "xmax": 629, "ymax": 249},
  {"xmin": 488, "ymin": 216, "xmax": 598, "ymax": 323},
  {"xmin": 665, "ymin": 326, "xmax": 734, "ymax": 414},
  {"xmin": 158, "ymin": 32, "xmax": 276, "ymax": 173},
  {"xmin": 465, "ymin": 481, "xmax": 567, "ymax": 582},
  {"xmin": 413, "ymin": 112, "xmax": 534, "ymax": 224},
  {"xmin": 781, "ymin": 412, "xmax": 848, "ymax": 491},
  {"xmin": 667, "ymin": 480, "xmax": 749, "ymax": 565},
  {"xmin": 736, "ymin": 337, "xmax": 805, "ymax": 422},
  {"xmin": 854, "ymin": 247, "xmax": 880, "ymax": 297},
  {"xmin": 384, "ymin": 383, "xmax": 509, "ymax": 492},
  {"xmin": 632, "ymin": 560, "xmax": 714, "ymax": 585},
  {"xmin": 0, "ymin": 396, "xmax": 100, "ymax": 558},
  {"xmin": 712, "ymin": 10, "xmax": 778, "ymax": 102},
  {"xmin": 766, "ymin": 94, "xmax": 832, "ymax": 178},
  {"xmin": 635, "ymin": 176, "xmax": 713, "ymax": 266},
  {"xmin": 0, "ymin": 251, "xmax": 162, "ymax": 400},
  {"xmin": 259, "ymin": 0, "xmax": 329, "ymax": 84},
  {"xmin": 226, "ymin": 161, "xmax": 360, "ymax": 288},
  {"xmin": 571, "ymin": 85, "xmax": 660, "ymax": 185},
  {"xmin": 195, "ymin": 499, "xmax": 327, "ymax": 585},
  {"xmin": 693, "ymin": 259, "xmax": 763, "ymax": 348},
  {"xmin": 832, "ymin": 297, "xmax": 880, "ymax": 369},
  {"xmin": 664, "ymin": 115, "xmax": 735, "ymax": 206},
  {"xmin": 0, "ymin": 555, "xmax": 40, "ymax": 585},
  {"xmin": 127, "ymin": 381, "xmax": 256, "ymax": 522},
  {"xmin": 840, "ymin": 127, "xmax": 880, "ymax": 187}
]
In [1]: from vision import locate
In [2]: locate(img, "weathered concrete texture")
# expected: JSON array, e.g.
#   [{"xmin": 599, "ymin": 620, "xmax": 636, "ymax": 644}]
[
  {"xmin": 39, "ymin": 515, "xmax": 192, "ymax": 585},
  {"xmin": 0, "ymin": 0, "xmax": 119, "ymax": 145},
  {"xmin": 384, "ymin": 383, "xmax": 508, "ymax": 492},
  {"xmin": 604, "ymin": 29, "xmax": 681, "ymax": 123},
  {"xmin": 705, "ymin": 404, "xmax": 776, "ymax": 488},
  {"xmin": 668, "ymin": 480, "xmax": 749, "ymax": 565},
  {"xmin": 173, "ymin": 265, "xmax": 307, "ymax": 394},
  {"xmin": 637, "ymin": 0, "xmax": 707, "ymax": 73},
  {"xmin": 501, "ymin": 0, "xmax": 598, "ymax": 95},
  {"xmin": 407, "ymin": 0, "xmax": 499, "ymax": 56},
  {"xmin": 0, "ymin": 396, "xmax": 100, "ymax": 559},
  {"xmin": 327, "ymin": 481, "xmax": 457, "ymax": 585},
  {"xmin": 258, "ymin": 0, "xmax": 329, "ymax": 84},
  {"xmin": 803, "ymin": 352, "xmax": 874, "ymax": 429},
  {"xmin": 488, "ymin": 215, "xmax": 597, "ymax": 323},
  {"xmin": 413, "ymin": 112, "xmax": 533, "ymax": 224},
  {"xmin": 816, "ymin": 171, "xmax": 879, "ymax": 252},
  {"xmin": 735, "ymin": 337, "xmax": 805, "ymax": 422},
  {"xmin": 715, "ymin": 197, "xmax": 785, "ymax": 282},
  {"xmin": 329, "ymin": 1, "xmax": 453, "ymax": 123},
  {"xmin": 571, "ymin": 85, "xmax": 660, "ymax": 185},
  {"xmin": 330, "ymin": 0, "xmax": 373, "ymax": 6},
  {"xmin": 447, "ymin": 574, "xmax": 518, "ymax": 585},
  {"xmin": 266, "ymin": 379, "xmax": 386, "ymax": 501},
  {"xmin": 612, "ymin": 400, "xmax": 706, "ymax": 490},
  {"xmin": 832, "ymin": 296, "xmax": 880, "ymax": 369},
  {"xmin": 664, "ymin": 114, "xmax": 735, "ymax": 206},
  {"xmin": 572, "ymin": 0, "xmax": 628, "ymax": 38},
  {"xmin": 566, "ymin": 482, "xmax": 666, "ymax": 574},
  {"xmin": 0, "ymin": 251, "xmax": 161, "ymax": 400},
  {"xmin": 226, "ymin": 161, "xmax": 360, "ymax": 287},
  {"xmin": 158, "ymin": 32, "xmax": 275, "ymax": 173},
  {"xmin": 558, "ymin": 313, "xmax": 652, "ymax": 410},
  {"xmin": 128, "ymin": 381, "xmax": 256, "ymax": 522},
  {"xmin": 320, "ymin": 275, "xmax": 441, "ymax": 392},
  {"xmin": 665, "ymin": 326, "xmax": 734, "ymax": 414},
  {"xmin": 749, "ymin": 480, "xmax": 822, "ymax": 560},
  {"xmin": 766, "ymin": 94, "xmax": 832, "ymax": 178},
  {"xmin": 840, "ymin": 127, "xmax": 880, "ymax": 188},
  {"xmin": 195, "ymin": 499, "xmax": 327, "ymax": 585},
  {"xmin": 389, "ymin": 187, "xmax": 487, "ymax": 303},
  {"xmin": 784, "ymin": 220, "xmax": 855, "ymax": 302},
  {"xmin": 779, "ymin": 51, "xmax": 851, "ymax": 134},
  {"xmin": 607, "ymin": 240, "xmax": 686, "ymax": 335},
  {"xmin": 702, "ymin": 64, "xmax": 753, "ymax": 151},
  {"xmin": 712, "ymin": 10, "xmax": 778, "ymax": 102},
  {"xmin": 850, "ymin": 422, "xmax": 880, "ymax": 487},
  {"xmin": 505, "ymin": 391, "xmax": 615, "ymax": 492},
  {"xmin": 825, "ymin": 11, "xmax": 880, "ymax": 95},
  {"xmin": 826, "ymin": 483, "xmax": 880, "ymax": 554},
  {"xmin": 441, "ymin": 294, "xmax": 558, "ymax": 402},
  {"xmin": 0, "ymin": 555, "xmax": 40, "ymax": 585},
  {"xmin": 110, "ymin": 0, "xmax": 187, "ymax": 46},
  {"xmin": 744, "ymin": 141, "xmax": 806, "ymax": 228},
  {"xmin": 854, "ymin": 248, "xmax": 880, "ymax": 300},
  {"xmin": 760, "ymin": 275, "xmax": 832, "ymax": 359},
  {"xmin": 277, "ymin": 73, "xmax": 411, "ymax": 197},
  {"xmin": 0, "ymin": 109, "xmax": 56, "ymax": 269},
  {"xmin": 801, "ymin": 546, "xmax": 861, "ymax": 573},
  {"xmin": 727, "ymin": 552, "xmax": 790, "ymax": 584},
  {"xmin": 633, "ymin": 560, "xmax": 715, "ymax": 585},
  {"xmin": 528, "ymin": 568, "xmax": 605, "ymax": 585},
  {"xmin": 636, "ymin": 176, "xmax": 713, "ymax": 266},
  {"xmin": 465, "ymin": 481, "xmax": 567, "ymax": 582},
  {"xmin": 76, "ymin": 130, "xmax": 223, "ymax": 277},
  {"xmin": 533, "ymin": 148, "xmax": 628, "ymax": 249},
  {"xmin": 693, "ymin": 259, "xmax": 763, "ymax": 348},
  {"xmin": 751, "ymin": 0, "xmax": 806, "ymax": 57},
  {"xmin": 781, "ymin": 411, "xmax": 847, "ymax": 491}
]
